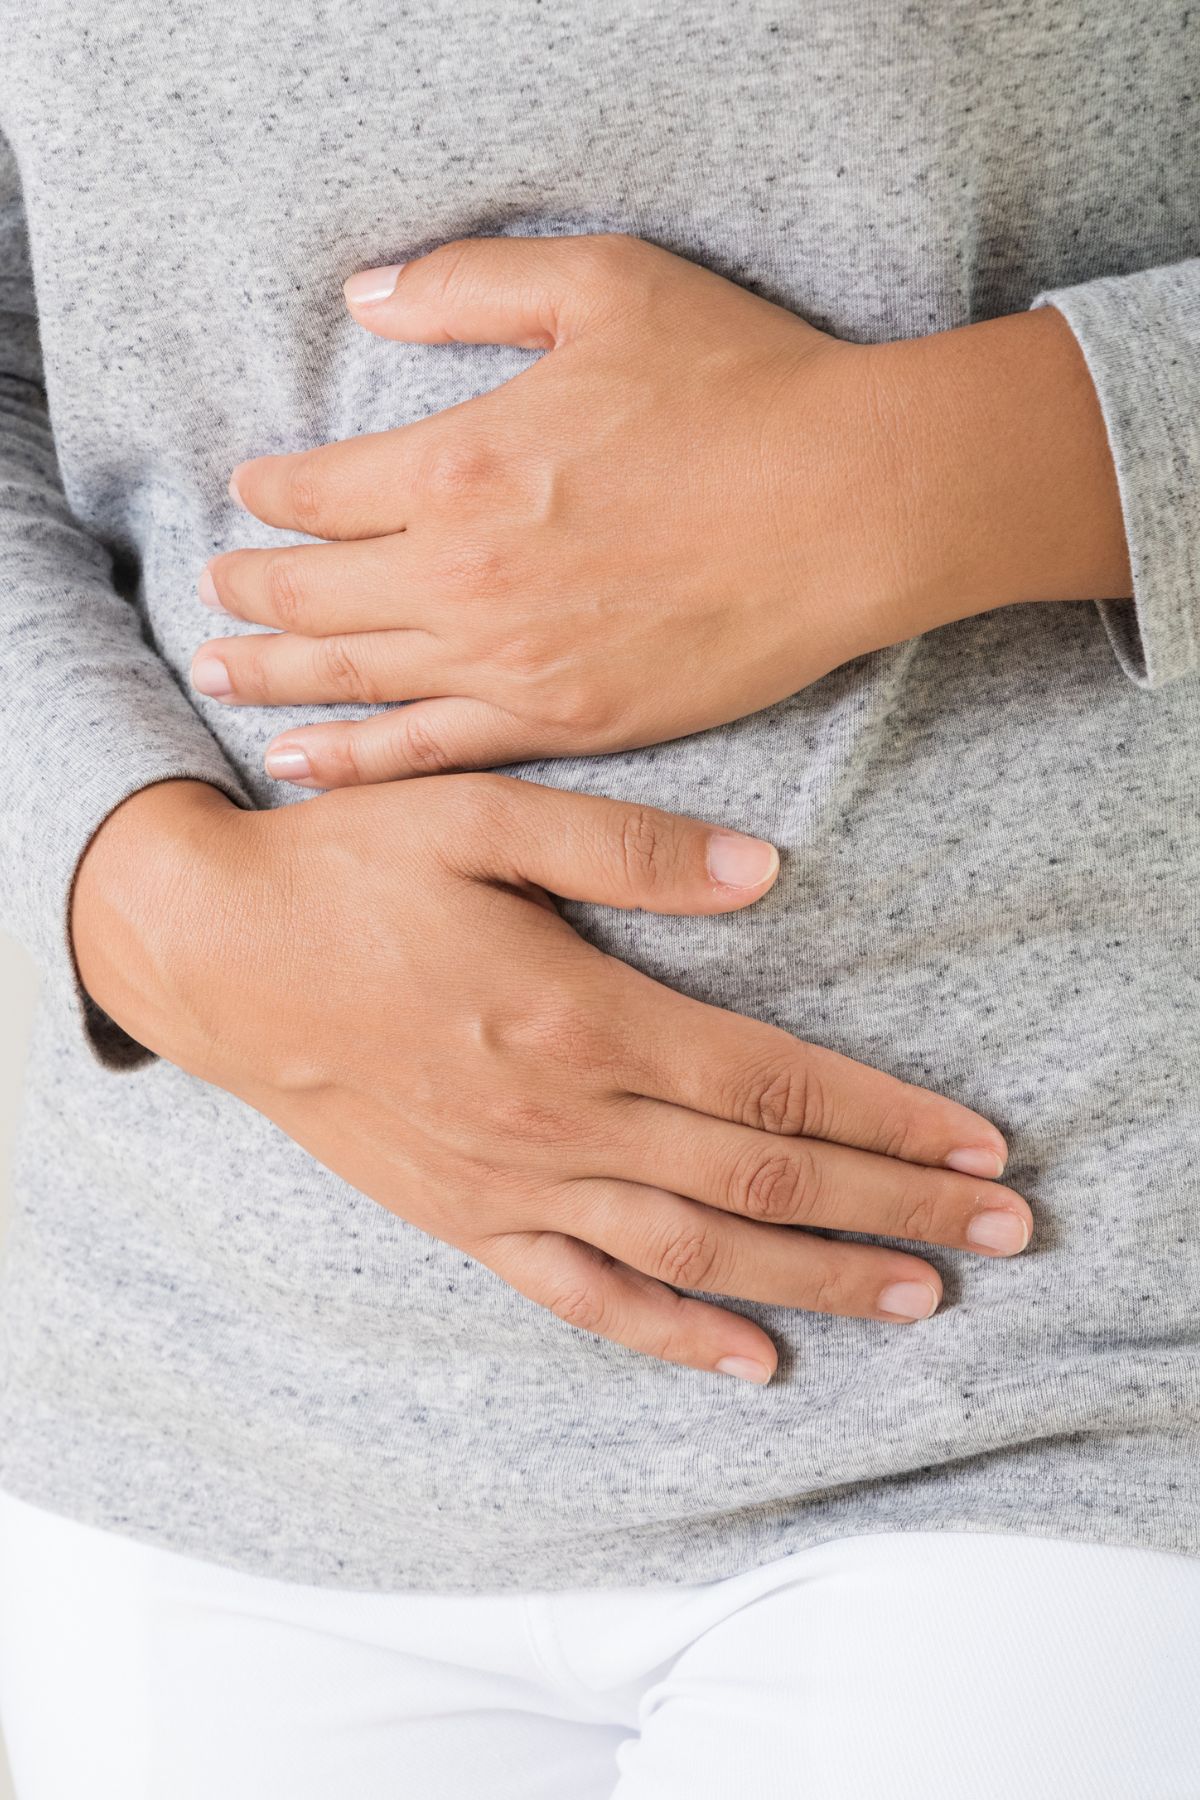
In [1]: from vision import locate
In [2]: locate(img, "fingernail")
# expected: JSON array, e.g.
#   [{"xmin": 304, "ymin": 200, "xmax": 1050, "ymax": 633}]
[
  {"xmin": 198, "ymin": 567, "xmax": 229, "ymax": 614},
  {"xmin": 715, "ymin": 1356, "xmax": 773, "ymax": 1384},
  {"xmin": 344, "ymin": 262, "xmax": 405, "ymax": 305},
  {"xmin": 966, "ymin": 1210, "xmax": 1030, "ymax": 1255},
  {"xmin": 191, "ymin": 655, "xmax": 233, "ymax": 699},
  {"xmin": 227, "ymin": 465, "xmax": 249, "ymax": 510},
  {"xmin": 265, "ymin": 744, "xmax": 314, "ymax": 783},
  {"xmin": 877, "ymin": 1280, "xmax": 940, "ymax": 1321},
  {"xmin": 946, "ymin": 1146, "xmax": 1007, "ymax": 1178},
  {"xmin": 707, "ymin": 832, "xmax": 780, "ymax": 889}
]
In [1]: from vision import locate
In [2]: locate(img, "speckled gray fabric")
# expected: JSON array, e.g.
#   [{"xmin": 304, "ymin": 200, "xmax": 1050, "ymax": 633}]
[{"xmin": 1, "ymin": 2, "xmax": 1199, "ymax": 1593}]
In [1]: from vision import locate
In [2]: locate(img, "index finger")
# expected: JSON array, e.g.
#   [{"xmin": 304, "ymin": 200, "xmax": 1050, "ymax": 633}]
[{"xmin": 609, "ymin": 961, "xmax": 1010, "ymax": 1177}]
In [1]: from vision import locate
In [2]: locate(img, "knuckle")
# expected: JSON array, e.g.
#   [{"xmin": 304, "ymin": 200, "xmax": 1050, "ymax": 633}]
[
  {"xmin": 314, "ymin": 635, "xmax": 369, "ymax": 700},
  {"xmin": 656, "ymin": 1222, "xmax": 724, "ymax": 1292},
  {"xmin": 894, "ymin": 1191, "xmax": 940, "ymax": 1244},
  {"xmin": 485, "ymin": 1093, "xmax": 573, "ymax": 1146},
  {"xmin": 734, "ymin": 1059, "xmax": 815, "ymax": 1137},
  {"xmin": 571, "ymin": 233, "xmax": 656, "ymax": 327},
  {"xmin": 263, "ymin": 551, "xmax": 307, "ymax": 630},
  {"xmin": 318, "ymin": 730, "xmax": 368, "ymax": 785},
  {"xmin": 873, "ymin": 1094, "xmax": 931, "ymax": 1163},
  {"xmin": 808, "ymin": 1265, "xmax": 853, "ymax": 1317},
  {"xmin": 449, "ymin": 536, "xmax": 510, "ymax": 594},
  {"xmin": 791, "ymin": 1063, "xmax": 836, "ymax": 1141},
  {"xmin": 584, "ymin": 231, "xmax": 646, "ymax": 281},
  {"xmin": 421, "ymin": 441, "xmax": 497, "ymax": 506},
  {"xmin": 394, "ymin": 706, "xmax": 455, "ymax": 774},
  {"xmin": 505, "ymin": 995, "xmax": 595, "ymax": 1066},
  {"xmin": 338, "ymin": 729, "xmax": 371, "ymax": 783},
  {"xmin": 431, "ymin": 536, "xmax": 513, "ymax": 597},
  {"xmin": 734, "ymin": 1148, "xmax": 811, "ymax": 1224},
  {"xmin": 426, "ymin": 241, "xmax": 479, "ymax": 311},
  {"xmin": 222, "ymin": 643, "xmax": 266, "ymax": 702},
  {"xmin": 617, "ymin": 805, "xmax": 669, "ymax": 890},
  {"xmin": 534, "ymin": 671, "xmax": 612, "ymax": 737},
  {"xmin": 545, "ymin": 1282, "xmax": 609, "ymax": 1336},
  {"xmin": 285, "ymin": 456, "xmax": 324, "ymax": 532}
]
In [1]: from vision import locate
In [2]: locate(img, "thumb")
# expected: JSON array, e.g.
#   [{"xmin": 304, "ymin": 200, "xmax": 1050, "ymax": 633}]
[
  {"xmin": 342, "ymin": 232, "xmax": 630, "ymax": 350},
  {"xmin": 452, "ymin": 778, "xmax": 781, "ymax": 916}
]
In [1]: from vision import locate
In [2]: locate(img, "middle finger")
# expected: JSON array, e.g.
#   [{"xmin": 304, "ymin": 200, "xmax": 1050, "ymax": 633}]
[{"xmin": 608, "ymin": 1095, "xmax": 1034, "ymax": 1256}]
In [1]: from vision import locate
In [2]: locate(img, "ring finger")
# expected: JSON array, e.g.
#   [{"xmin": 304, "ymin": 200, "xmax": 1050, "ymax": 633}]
[{"xmin": 556, "ymin": 1177, "xmax": 947, "ymax": 1322}]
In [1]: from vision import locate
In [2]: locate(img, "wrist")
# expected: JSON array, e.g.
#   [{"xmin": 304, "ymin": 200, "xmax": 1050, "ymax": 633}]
[
  {"xmin": 849, "ymin": 307, "xmax": 1133, "ymax": 642},
  {"xmin": 70, "ymin": 778, "xmax": 251, "ymax": 1068}
]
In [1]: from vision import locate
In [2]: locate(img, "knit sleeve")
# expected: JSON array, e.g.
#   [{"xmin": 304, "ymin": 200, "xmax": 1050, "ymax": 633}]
[
  {"xmin": 1032, "ymin": 258, "xmax": 1200, "ymax": 691},
  {"xmin": 0, "ymin": 126, "xmax": 252, "ymax": 1069}
]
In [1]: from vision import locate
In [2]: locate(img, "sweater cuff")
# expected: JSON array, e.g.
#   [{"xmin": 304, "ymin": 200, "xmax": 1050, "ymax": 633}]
[{"xmin": 1032, "ymin": 260, "xmax": 1200, "ymax": 690}]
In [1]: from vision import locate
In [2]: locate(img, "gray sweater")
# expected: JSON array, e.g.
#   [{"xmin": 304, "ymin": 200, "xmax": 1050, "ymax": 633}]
[{"xmin": 1, "ymin": 1, "xmax": 1199, "ymax": 1592}]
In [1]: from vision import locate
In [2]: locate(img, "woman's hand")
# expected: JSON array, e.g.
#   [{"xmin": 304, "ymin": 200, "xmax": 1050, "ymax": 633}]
[
  {"xmin": 189, "ymin": 234, "xmax": 1129, "ymax": 789},
  {"xmin": 71, "ymin": 774, "xmax": 1028, "ymax": 1382}
]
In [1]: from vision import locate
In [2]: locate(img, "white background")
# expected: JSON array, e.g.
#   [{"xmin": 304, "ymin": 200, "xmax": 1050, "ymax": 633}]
[{"xmin": 0, "ymin": 932, "xmax": 41, "ymax": 1800}]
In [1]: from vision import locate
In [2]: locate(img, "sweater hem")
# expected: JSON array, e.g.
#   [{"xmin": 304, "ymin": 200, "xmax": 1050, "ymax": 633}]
[{"xmin": 0, "ymin": 1417, "xmax": 1194, "ymax": 1594}]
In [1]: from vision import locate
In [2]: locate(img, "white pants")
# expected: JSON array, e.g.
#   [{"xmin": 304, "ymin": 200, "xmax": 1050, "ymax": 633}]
[{"xmin": 1, "ymin": 1488, "xmax": 1198, "ymax": 1799}]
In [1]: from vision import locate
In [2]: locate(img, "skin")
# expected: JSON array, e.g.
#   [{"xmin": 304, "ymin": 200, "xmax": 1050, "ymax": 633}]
[
  {"xmin": 73, "ymin": 232, "xmax": 1130, "ymax": 1381},
  {"xmin": 72, "ymin": 774, "xmax": 1023, "ymax": 1385},
  {"xmin": 185, "ymin": 234, "xmax": 1131, "ymax": 785}
]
